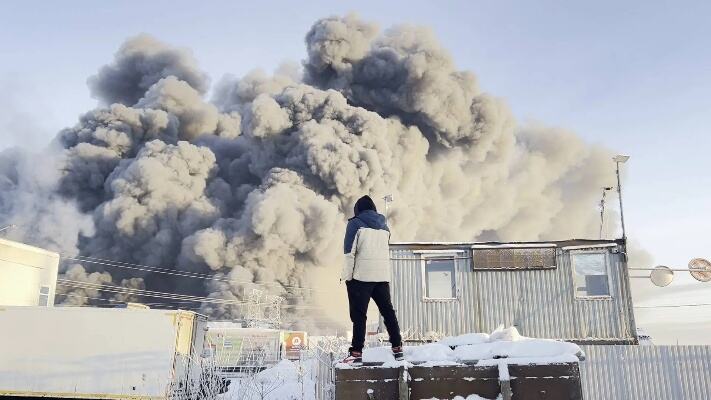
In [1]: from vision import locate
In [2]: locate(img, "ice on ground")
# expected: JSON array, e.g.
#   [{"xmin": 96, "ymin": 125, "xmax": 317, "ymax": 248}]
[{"xmin": 440, "ymin": 333, "xmax": 490, "ymax": 347}]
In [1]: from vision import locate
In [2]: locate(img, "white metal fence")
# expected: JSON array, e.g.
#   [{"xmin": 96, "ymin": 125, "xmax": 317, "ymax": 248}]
[{"xmin": 311, "ymin": 337, "xmax": 350, "ymax": 400}]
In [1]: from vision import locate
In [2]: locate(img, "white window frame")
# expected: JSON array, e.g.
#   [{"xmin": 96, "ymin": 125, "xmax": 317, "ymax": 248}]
[
  {"xmin": 419, "ymin": 251, "xmax": 462, "ymax": 301},
  {"xmin": 569, "ymin": 248, "xmax": 613, "ymax": 300}
]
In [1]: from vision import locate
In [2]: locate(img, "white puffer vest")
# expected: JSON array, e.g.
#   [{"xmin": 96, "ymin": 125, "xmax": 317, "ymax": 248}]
[{"xmin": 342, "ymin": 228, "xmax": 391, "ymax": 282}]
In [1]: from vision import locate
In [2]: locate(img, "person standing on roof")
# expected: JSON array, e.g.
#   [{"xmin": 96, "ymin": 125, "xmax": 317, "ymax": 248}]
[{"xmin": 341, "ymin": 195, "xmax": 403, "ymax": 365}]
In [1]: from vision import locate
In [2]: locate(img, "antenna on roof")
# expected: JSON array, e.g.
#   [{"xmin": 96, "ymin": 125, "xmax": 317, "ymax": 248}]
[
  {"xmin": 612, "ymin": 155, "xmax": 630, "ymax": 240},
  {"xmin": 689, "ymin": 258, "xmax": 711, "ymax": 282},
  {"xmin": 383, "ymin": 194, "xmax": 394, "ymax": 222},
  {"xmin": 598, "ymin": 187, "xmax": 613, "ymax": 239}
]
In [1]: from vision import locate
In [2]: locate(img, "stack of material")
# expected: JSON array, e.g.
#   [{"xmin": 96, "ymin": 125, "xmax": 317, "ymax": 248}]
[
  {"xmin": 341, "ymin": 326, "xmax": 584, "ymax": 367},
  {"xmin": 335, "ymin": 327, "xmax": 584, "ymax": 400}
]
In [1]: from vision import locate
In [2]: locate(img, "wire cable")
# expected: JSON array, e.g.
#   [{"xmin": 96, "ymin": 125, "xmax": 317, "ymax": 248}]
[
  {"xmin": 57, "ymin": 279, "xmax": 249, "ymax": 306},
  {"xmin": 57, "ymin": 280, "xmax": 328, "ymax": 312},
  {"xmin": 56, "ymin": 293, "xmax": 205, "ymax": 311},
  {"xmin": 62, "ymin": 255, "xmax": 325, "ymax": 293}
]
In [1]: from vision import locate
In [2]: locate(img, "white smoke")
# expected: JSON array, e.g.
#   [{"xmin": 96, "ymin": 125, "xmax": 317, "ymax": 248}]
[{"xmin": 0, "ymin": 15, "xmax": 618, "ymax": 330}]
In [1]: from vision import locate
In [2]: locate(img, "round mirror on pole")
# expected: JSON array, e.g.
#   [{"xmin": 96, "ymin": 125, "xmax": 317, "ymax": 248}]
[
  {"xmin": 689, "ymin": 258, "xmax": 711, "ymax": 282},
  {"xmin": 650, "ymin": 265, "xmax": 674, "ymax": 287}
]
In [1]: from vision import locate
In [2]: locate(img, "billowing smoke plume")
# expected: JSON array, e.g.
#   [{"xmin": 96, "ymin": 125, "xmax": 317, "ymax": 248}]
[{"xmin": 0, "ymin": 15, "xmax": 617, "ymax": 329}]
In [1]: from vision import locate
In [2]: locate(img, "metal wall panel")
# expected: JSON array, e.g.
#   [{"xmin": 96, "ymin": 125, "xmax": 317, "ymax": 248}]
[
  {"xmin": 579, "ymin": 345, "xmax": 711, "ymax": 400},
  {"xmin": 390, "ymin": 244, "xmax": 636, "ymax": 342}
]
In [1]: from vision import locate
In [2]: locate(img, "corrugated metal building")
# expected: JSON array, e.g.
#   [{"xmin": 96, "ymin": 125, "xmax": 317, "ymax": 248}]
[
  {"xmin": 389, "ymin": 239, "xmax": 636, "ymax": 344},
  {"xmin": 579, "ymin": 345, "xmax": 711, "ymax": 399},
  {"xmin": 387, "ymin": 239, "xmax": 711, "ymax": 399}
]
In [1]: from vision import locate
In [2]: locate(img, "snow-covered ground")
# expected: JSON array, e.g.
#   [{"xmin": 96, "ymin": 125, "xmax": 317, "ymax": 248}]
[
  {"xmin": 219, "ymin": 359, "xmax": 316, "ymax": 400},
  {"xmin": 217, "ymin": 327, "xmax": 582, "ymax": 400}
]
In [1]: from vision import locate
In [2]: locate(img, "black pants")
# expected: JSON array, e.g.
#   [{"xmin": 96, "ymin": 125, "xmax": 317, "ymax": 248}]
[{"xmin": 346, "ymin": 280, "xmax": 402, "ymax": 352}]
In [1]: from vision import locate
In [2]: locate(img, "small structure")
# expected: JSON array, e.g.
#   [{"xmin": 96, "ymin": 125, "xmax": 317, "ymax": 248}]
[
  {"xmin": 0, "ymin": 238, "xmax": 59, "ymax": 307},
  {"xmin": 335, "ymin": 363, "xmax": 582, "ymax": 400},
  {"xmin": 0, "ymin": 306, "xmax": 208, "ymax": 399},
  {"xmin": 378, "ymin": 239, "xmax": 711, "ymax": 400},
  {"xmin": 389, "ymin": 239, "xmax": 635, "ymax": 344},
  {"xmin": 332, "ymin": 332, "xmax": 585, "ymax": 400},
  {"xmin": 205, "ymin": 322, "xmax": 284, "ymax": 375}
]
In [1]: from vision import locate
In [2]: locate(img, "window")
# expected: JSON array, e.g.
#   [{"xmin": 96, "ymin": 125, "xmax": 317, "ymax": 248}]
[
  {"xmin": 423, "ymin": 257, "xmax": 457, "ymax": 299},
  {"xmin": 38, "ymin": 285, "xmax": 50, "ymax": 306},
  {"xmin": 571, "ymin": 251, "xmax": 611, "ymax": 298},
  {"xmin": 472, "ymin": 247, "xmax": 556, "ymax": 270}
]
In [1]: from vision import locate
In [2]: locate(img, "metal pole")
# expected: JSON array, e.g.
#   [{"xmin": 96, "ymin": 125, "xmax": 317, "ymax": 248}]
[
  {"xmin": 599, "ymin": 189, "xmax": 606, "ymax": 239},
  {"xmin": 615, "ymin": 161, "xmax": 627, "ymax": 240},
  {"xmin": 382, "ymin": 195, "xmax": 393, "ymax": 223}
]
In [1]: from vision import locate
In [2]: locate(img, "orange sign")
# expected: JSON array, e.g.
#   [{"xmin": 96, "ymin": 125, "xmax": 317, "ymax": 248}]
[{"xmin": 284, "ymin": 331, "xmax": 306, "ymax": 360}]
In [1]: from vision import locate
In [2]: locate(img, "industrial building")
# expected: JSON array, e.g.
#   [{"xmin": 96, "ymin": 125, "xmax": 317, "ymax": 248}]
[
  {"xmin": 0, "ymin": 237, "xmax": 59, "ymax": 307},
  {"xmin": 384, "ymin": 239, "xmax": 711, "ymax": 399},
  {"xmin": 0, "ymin": 306, "xmax": 209, "ymax": 399},
  {"xmin": 389, "ymin": 239, "xmax": 634, "ymax": 343}
]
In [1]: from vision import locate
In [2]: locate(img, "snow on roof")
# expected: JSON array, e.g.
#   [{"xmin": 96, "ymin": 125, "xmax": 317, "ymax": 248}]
[
  {"xmin": 338, "ymin": 327, "xmax": 583, "ymax": 369},
  {"xmin": 439, "ymin": 333, "xmax": 490, "ymax": 347}
]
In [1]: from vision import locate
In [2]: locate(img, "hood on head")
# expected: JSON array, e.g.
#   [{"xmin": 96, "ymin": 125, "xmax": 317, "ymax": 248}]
[{"xmin": 354, "ymin": 195, "xmax": 377, "ymax": 216}]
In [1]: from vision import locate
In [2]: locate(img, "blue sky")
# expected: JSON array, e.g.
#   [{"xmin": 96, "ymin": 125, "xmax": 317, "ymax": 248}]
[{"xmin": 1, "ymin": 0, "xmax": 710, "ymax": 342}]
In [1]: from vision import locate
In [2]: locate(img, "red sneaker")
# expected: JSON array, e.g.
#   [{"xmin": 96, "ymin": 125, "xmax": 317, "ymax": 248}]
[
  {"xmin": 342, "ymin": 350, "xmax": 362, "ymax": 365},
  {"xmin": 392, "ymin": 346, "xmax": 404, "ymax": 361}
]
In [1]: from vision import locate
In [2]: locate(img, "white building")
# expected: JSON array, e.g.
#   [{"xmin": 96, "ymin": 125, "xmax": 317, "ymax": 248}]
[{"xmin": 0, "ymin": 238, "xmax": 59, "ymax": 306}]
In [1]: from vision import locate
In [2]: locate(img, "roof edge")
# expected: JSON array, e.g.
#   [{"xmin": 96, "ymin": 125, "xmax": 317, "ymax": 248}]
[{"xmin": 390, "ymin": 238, "xmax": 624, "ymax": 247}]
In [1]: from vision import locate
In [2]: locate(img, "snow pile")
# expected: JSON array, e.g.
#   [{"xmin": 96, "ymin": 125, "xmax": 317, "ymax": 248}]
[
  {"xmin": 360, "ymin": 343, "xmax": 456, "ymax": 366},
  {"xmin": 356, "ymin": 326, "xmax": 583, "ymax": 367},
  {"xmin": 488, "ymin": 326, "xmax": 522, "ymax": 342},
  {"xmin": 404, "ymin": 343, "xmax": 455, "ymax": 364},
  {"xmin": 220, "ymin": 360, "xmax": 315, "ymax": 400},
  {"xmin": 453, "ymin": 338, "xmax": 581, "ymax": 362},
  {"xmin": 440, "ymin": 333, "xmax": 490, "ymax": 347}
]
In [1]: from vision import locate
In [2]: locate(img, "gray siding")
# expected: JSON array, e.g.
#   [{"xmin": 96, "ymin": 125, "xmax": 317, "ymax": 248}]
[
  {"xmin": 389, "ymin": 245, "xmax": 636, "ymax": 342},
  {"xmin": 579, "ymin": 345, "xmax": 711, "ymax": 400}
]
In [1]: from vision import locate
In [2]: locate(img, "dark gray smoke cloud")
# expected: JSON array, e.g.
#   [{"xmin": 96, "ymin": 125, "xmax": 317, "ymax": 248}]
[
  {"xmin": 89, "ymin": 34, "xmax": 209, "ymax": 106},
  {"xmin": 0, "ymin": 15, "xmax": 619, "ymax": 329}
]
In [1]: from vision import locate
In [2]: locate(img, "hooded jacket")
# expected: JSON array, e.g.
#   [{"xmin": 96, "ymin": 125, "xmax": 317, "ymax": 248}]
[{"xmin": 342, "ymin": 208, "xmax": 391, "ymax": 282}]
